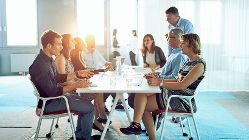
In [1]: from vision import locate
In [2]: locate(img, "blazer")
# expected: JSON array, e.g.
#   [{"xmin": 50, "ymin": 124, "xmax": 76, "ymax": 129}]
[{"xmin": 142, "ymin": 46, "xmax": 166, "ymax": 68}]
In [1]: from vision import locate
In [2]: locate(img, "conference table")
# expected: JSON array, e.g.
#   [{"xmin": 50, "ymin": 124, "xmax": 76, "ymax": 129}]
[{"xmin": 76, "ymin": 67, "xmax": 161, "ymax": 140}]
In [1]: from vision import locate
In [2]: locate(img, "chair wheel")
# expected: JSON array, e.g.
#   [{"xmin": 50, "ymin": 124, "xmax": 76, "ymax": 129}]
[
  {"xmin": 46, "ymin": 133, "xmax": 51, "ymax": 138},
  {"xmin": 55, "ymin": 124, "xmax": 59, "ymax": 128},
  {"xmin": 189, "ymin": 137, "xmax": 193, "ymax": 140},
  {"xmin": 180, "ymin": 124, "xmax": 185, "ymax": 127},
  {"xmin": 183, "ymin": 133, "xmax": 188, "ymax": 137},
  {"xmin": 68, "ymin": 118, "xmax": 70, "ymax": 122}
]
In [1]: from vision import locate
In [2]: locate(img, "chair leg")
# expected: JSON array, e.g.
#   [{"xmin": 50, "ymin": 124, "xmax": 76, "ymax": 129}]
[
  {"xmin": 55, "ymin": 117, "xmax": 59, "ymax": 128},
  {"xmin": 186, "ymin": 118, "xmax": 192, "ymax": 138},
  {"xmin": 159, "ymin": 113, "xmax": 167, "ymax": 140},
  {"xmin": 46, "ymin": 118, "xmax": 55, "ymax": 138},
  {"xmin": 34, "ymin": 117, "xmax": 43, "ymax": 140},
  {"xmin": 68, "ymin": 114, "xmax": 76, "ymax": 140},
  {"xmin": 192, "ymin": 115, "xmax": 200, "ymax": 140},
  {"xmin": 180, "ymin": 117, "xmax": 188, "ymax": 137},
  {"xmin": 154, "ymin": 115, "xmax": 159, "ymax": 132}
]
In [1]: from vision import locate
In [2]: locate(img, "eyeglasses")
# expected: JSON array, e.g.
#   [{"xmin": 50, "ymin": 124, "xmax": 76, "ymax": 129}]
[{"xmin": 165, "ymin": 34, "xmax": 176, "ymax": 39}]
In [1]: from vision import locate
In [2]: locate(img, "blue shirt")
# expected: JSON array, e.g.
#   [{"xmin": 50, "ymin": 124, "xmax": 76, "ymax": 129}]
[
  {"xmin": 168, "ymin": 17, "xmax": 194, "ymax": 56},
  {"xmin": 29, "ymin": 50, "xmax": 67, "ymax": 108},
  {"xmin": 159, "ymin": 48, "xmax": 186, "ymax": 79},
  {"xmin": 168, "ymin": 17, "xmax": 194, "ymax": 33}
]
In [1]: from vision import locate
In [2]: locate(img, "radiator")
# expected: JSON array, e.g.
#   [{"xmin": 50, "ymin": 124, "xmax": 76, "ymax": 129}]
[{"xmin": 10, "ymin": 54, "xmax": 37, "ymax": 73}]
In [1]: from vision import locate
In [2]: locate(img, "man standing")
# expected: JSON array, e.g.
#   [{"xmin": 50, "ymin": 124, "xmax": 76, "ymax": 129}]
[
  {"xmin": 165, "ymin": 6, "xmax": 194, "ymax": 56},
  {"xmin": 29, "ymin": 30, "xmax": 97, "ymax": 140}
]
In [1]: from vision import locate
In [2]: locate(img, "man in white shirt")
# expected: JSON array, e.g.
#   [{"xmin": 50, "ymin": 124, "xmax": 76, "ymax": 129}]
[{"xmin": 83, "ymin": 34, "xmax": 112, "ymax": 70}]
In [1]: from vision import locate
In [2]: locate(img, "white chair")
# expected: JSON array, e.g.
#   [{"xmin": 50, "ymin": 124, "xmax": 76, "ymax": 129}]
[
  {"xmin": 152, "ymin": 89, "xmax": 200, "ymax": 140},
  {"xmin": 27, "ymin": 75, "xmax": 77, "ymax": 140}
]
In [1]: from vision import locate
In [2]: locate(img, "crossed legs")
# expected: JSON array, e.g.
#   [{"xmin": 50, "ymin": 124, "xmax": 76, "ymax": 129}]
[{"xmin": 120, "ymin": 93, "xmax": 159, "ymax": 140}]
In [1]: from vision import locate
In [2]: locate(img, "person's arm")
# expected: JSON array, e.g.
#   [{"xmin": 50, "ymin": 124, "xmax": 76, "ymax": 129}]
[
  {"xmin": 160, "ymin": 55, "xmax": 185, "ymax": 79},
  {"xmin": 158, "ymin": 47, "xmax": 166, "ymax": 67},
  {"xmin": 54, "ymin": 55, "xmax": 66, "ymax": 74},
  {"xmin": 31, "ymin": 64, "xmax": 63, "ymax": 97},
  {"xmin": 62, "ymin": 79, "xmax": 90, "ymax": 94},
  {"xmin": 161, "ymin": 63, "xmax": 204, "ymax": 90},
  {"xmin": 68, "ymin": 70, "xmax": 94, "ymax": 80},
  {"xmin": 184, "ymin": 22, "xmax": 194, "ymax": 33}
]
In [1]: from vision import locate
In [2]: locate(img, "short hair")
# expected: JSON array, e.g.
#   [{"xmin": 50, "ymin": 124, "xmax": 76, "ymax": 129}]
[
  {"xmin": 181, "ymin": 33, "xmax": 201, "ymax": 55},
  {"xmin": 169, "ymin": 28, "xmax": 183, "ymax": 37},
  {"xmin": 62, "ymin": 34, "xmax": 72, "ymax": 49},
  {"xmin": 165, "ymin": 6, "xmax": 179, "ymax": 16},
  {"xmin": 41, "ymin": 30, "xmax": 61, "ymax": 48}
]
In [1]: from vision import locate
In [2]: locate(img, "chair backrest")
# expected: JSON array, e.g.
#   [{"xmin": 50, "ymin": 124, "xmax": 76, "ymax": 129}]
[{"xmin": 27, "ymin": 74, "xmax": 40, "ymax": 100}]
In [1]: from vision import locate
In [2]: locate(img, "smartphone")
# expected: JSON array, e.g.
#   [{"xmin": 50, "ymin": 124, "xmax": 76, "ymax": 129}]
[{"xmin": 91, "ymin": 69, "xmax": 105, "ymax": 74}]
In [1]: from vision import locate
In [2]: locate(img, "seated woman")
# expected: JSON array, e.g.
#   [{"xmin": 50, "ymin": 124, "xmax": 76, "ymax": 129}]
[
  {"xmin": 70, "ymin": 37, "xmax": 87, "ymax": 71},
  {"xmin": 120, "ymin": 33, "xmax": 206, "ymax": 140},
  {"xmin": 140, "ymin": 34, "xmax": 166, "ymax": 72},
  {"xmin": 54, "ymin": 34, "xmax": 108, "ymax": 132}
]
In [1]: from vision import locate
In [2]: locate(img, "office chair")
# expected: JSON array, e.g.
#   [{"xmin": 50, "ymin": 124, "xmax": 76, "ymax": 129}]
[
  {"xmin": 27, "ymin": 75, "xmax": 78, "ymax": 140},
  {"xmin": 152, "ymin": 89, "xmax": 200, "ymax": 140}
]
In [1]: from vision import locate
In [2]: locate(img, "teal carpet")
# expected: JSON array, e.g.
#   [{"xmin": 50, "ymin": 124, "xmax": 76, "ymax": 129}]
[
  {"xmin": 149, "ymin": 91, "xmax": 249, "ymax": 140},
  {"xmin": 0, "ymin": 76, "xmax": 36, "ymax": 112}
]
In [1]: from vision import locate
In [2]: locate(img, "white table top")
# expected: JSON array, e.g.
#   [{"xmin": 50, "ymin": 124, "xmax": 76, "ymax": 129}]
[{"xmin": 76, "ymin": 70, "xmax": 161, "ymax": 94}]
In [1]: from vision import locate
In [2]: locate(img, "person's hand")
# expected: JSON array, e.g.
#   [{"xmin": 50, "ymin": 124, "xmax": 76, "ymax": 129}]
[
  {"xmin": 104, "ymin": 63, "xmax": 113, "ymax": 71},
  {"xmin": 78, "ymin": 70, "xmax": 94, "ymax": 79},
  {"xmin": 75, "ymin": 79, "xmax": 91, "ymax": 88},
  {"xmin": 150, "ymin": 65, "xmax": 160, "ymax": 72},
  {"xmin": 144, "ymin": 63, "xmax": 149, "ymax": 68},
  {"xmin": 147, "ymin": 77, "xmax": 160, "ymax": 86},
  {"xmin": 144, "ymin": 73, "xmax": 157, "ymax": 79}
]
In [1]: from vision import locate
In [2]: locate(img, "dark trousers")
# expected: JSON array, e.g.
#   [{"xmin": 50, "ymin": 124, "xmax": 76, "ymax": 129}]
[{"xmin": 44, "ymin": 94, "xmax": 94, "ymax": 140}]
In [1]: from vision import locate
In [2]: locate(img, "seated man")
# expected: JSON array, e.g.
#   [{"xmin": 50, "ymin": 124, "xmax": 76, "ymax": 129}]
[
  {"xmin": 83, "ymin": 35, "xmax": 124, "ymax": 110},
  {"xmin": 29, "ymin": 30, "xmax": 99, "ymax": 140}
]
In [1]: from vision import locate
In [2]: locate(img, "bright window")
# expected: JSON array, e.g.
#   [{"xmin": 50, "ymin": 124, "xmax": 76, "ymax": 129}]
[
  {"xmin": 110, "ymin": 0, "xmax": 137, "ymax": 45},
  {"xmin": 77, "ymin": 0, "xmax": 104, "ymax": 45},
  {"xmin": 6, "ymin": 0, "xmax": 37, "ymax": 46},
  {"xmin": 199, "ymin": 1, "xmax": 222, "ymax": 44}
]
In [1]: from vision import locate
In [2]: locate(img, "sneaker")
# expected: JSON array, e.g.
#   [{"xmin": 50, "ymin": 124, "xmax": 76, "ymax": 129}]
[{"xmin": 120, "ymin": 122, "xmax": 142, "ymax": 135}]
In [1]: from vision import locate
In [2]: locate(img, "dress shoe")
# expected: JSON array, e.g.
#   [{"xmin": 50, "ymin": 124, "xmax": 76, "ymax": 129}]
[
  {"xmin": 92, "ymin": 123, "xmax": 109, "ymax": 132},
  {"xmin": 91, "ymin": 135, "xmax": 101, "ymax": 140},
  {"xmin": 68, "ymin": 136, "xmax": 84, "ymax": 140}
]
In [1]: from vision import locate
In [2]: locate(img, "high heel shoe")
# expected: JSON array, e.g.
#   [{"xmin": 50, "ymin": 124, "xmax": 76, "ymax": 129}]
[{"xmin": 92, "ymin": 123, "xmax": 109, "ymax": 132}]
